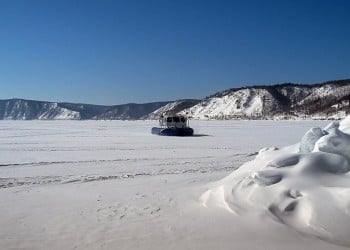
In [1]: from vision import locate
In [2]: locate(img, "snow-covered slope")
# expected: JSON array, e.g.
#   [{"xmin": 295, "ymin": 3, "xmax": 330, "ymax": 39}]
[
  {"xmin": 0, "ymin": 99, "xmax": 170, "ymax": 120},
  {"xmin": 93, "ymin": 102, "xmax": 170, "ymax": 120},
  {"xmin": 0, "ymin": 99, "xmax": 80, "ymax": 120},
  {"xmin": 144, "ymin": 99, "xmax": 199, "ymax": 119},
  {"xmin": 182, "ymin": 80, "xmax": 350, "ymax": 119},
  {"xmin": 181, "ymin": 88, "xmax": 268, "ymax": 119}
]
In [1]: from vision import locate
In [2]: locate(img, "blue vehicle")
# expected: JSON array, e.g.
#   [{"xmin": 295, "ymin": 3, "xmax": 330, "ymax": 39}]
[{"xmin": 151, "ymin": 115, "xmax": 194, "ymax": 136}]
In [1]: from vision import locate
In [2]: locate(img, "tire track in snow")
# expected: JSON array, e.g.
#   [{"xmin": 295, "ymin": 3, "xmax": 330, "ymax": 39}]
[
  {"xmin": 0, "ymin": 155, "xmax": 216, "ymax": 168},
  {"xmin": 0, "ymin": 164, "xmax": 244, "ymax": 189},
  {"xmin": 0, "ymin": 151, "xmax": 257, "ymax": 189}
]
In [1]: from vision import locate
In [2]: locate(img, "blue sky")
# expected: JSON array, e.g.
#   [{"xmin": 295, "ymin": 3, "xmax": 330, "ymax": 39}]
[{"xmin": 0, "ymin": 0, "xmax": 349, "ymax": 105}]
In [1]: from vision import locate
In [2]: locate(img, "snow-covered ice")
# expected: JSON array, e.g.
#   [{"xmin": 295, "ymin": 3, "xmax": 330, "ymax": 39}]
[{"xmin": 1, "ymin": 119, "xmax": 349, "ymax": 249}]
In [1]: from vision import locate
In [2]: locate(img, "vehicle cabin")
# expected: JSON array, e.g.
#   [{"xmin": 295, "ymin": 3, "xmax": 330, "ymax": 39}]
[{"xmin": 159, "ymin": 115, "xmax": 189, "ymax": 129}]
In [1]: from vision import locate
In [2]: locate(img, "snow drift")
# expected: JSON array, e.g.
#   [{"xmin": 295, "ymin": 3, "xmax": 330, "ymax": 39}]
[{"xmin": 201, "ymin": 115, "xmax": 350, "ymax": 247}]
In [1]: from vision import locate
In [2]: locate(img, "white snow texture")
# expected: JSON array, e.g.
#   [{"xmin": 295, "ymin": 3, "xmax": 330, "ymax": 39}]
[{"xmin": 201, "ymin": 115, "xmax": 350, "ymax": 247}]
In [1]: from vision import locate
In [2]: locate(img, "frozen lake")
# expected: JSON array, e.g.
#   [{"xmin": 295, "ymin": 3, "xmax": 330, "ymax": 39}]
[
  {"xmin": 2, "ymin": 120, "xmax": 346, "ymax": 250},
  {"xmin": 0, "ymin": 120, "xmax": 330, "ymax": 187}
]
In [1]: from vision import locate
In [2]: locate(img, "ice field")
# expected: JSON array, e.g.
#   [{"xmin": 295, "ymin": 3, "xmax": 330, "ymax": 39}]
[{"xmin": 1, "ymin": 119, "xmax": 350, "ymax": 250}]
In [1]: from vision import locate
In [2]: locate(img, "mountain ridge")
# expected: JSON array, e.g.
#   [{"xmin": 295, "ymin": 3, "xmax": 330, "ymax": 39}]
[
  {"xmin": 1, "ymin": 79, "xmax": 350, "ymax": 120},
  {"xmin": 181, "ymin": 79, "xmax": 350, "ymax": 120}
]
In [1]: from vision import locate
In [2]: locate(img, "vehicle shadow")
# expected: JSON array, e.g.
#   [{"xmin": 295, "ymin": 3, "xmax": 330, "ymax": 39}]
[{"xmin": 192, "ymin": 134, "xmax": 211, "ymax": 137}]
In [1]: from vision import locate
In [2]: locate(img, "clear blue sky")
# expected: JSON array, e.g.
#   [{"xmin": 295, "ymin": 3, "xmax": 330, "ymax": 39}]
[{"xmin": 0, "ymin": 0, "xmax": 349, "ymax": 105}]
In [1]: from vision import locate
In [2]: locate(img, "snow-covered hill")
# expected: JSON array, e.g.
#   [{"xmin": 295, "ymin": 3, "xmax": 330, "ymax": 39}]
[
  {"xmin": 1, "ymin": 79, "xmax": 350, "ymax": 120},
  {"xmin": 181, "ymin": 80, "xmax": 350, "ymax": 120},
  {"xmin": 143, "ymin": 99, "xmax": 199, "ymax": 119},
  {"xmin": 0, "ymin": 99, "xmax": 171, "ymax": 120},
  {"xmin": 92, "ymin": 102, "xmax": 171, "ymax": 120},
  {"xmin": 0, "ymin": 99, "xmax": 81, "ymax": 120}
]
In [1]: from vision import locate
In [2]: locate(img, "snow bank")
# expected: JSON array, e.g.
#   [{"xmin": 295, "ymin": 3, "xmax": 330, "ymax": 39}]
[{"xmin": 201, "ymin": 115, "xmax": 350, "ymax": 247}]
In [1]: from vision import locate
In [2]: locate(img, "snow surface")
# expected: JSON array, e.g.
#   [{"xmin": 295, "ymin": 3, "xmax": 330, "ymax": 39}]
[
  {"xmin": 1, "ymin": 119, "xmax": 349, "ymax": 250},
  {"xmin": 202, "ymin": 116, "xmax": 350, "ymax": 248}
]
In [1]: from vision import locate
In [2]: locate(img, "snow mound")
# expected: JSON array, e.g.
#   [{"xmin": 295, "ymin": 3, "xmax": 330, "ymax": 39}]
[{"xmin": 201, "ymin": 116, "xmax": 350, "ymax": 247}]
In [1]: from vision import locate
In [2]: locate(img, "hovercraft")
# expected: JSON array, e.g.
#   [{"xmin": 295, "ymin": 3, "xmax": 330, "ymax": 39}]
[{"xmin": 151, "ymin": 115, "xmax": 194, "ymax": 136}]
